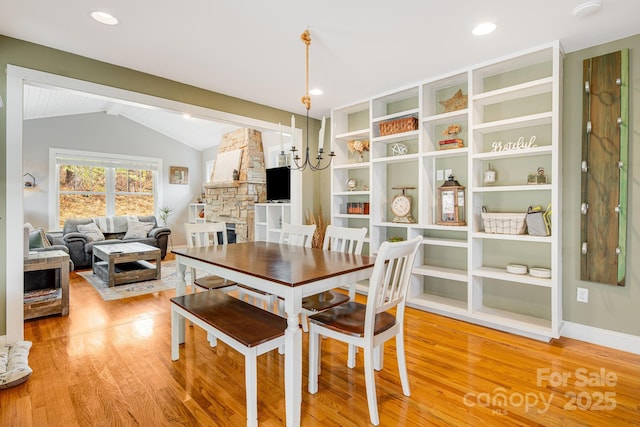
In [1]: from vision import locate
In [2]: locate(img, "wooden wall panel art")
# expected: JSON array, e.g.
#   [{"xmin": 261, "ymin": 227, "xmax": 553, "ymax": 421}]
[{"xmin": 580, "ymin": 50, "xmax": 628, "ymax": 285}]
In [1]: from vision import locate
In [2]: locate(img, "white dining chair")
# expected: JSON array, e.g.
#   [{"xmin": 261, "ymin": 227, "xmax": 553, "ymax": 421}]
[
  {"xmin": 184, "ymin": 222, "xmax": 275, "ymax": 310},
  {"xmin": 184, "ymin": 222, "xmax": 237, "ymax": 293},
  {"xmin": 227, "ymin": 223, "xmax": 317, "ymax": 314},
  {"xmin": 300, "ymin": 225, "xmax": 367, "ymax": 338},
  {"xmin": 234, "ymin": 223, "xmax": 316, "ymax": 315},
  {"xmin": 278, "ymin": 222, "xmax": 316, "ymax": 248},
  {"xmin": 307, "ymin": 236, "xmax": 422, "ymax": 426},
  {"xmin": 184, "ymin": 221, "xmax": 239, "ymax": 346}
]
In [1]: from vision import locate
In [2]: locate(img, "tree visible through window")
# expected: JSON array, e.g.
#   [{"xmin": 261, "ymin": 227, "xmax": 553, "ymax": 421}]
[
  {"xmin": 58, "ymin": 165, "xmax": 107, "ymax": 225},
  {"xmin": 56, "ymin": 153, "xmax": 158, "ymax": 227},
  {"xmin": 114, "ymin": 168, "xmax": 154, "ymax": 216}
]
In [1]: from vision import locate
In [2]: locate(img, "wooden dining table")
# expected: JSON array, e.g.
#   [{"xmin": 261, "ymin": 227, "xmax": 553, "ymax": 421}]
[{"xmin": 172, "ymin": 241, "xmax": 375, "ymax": 426}]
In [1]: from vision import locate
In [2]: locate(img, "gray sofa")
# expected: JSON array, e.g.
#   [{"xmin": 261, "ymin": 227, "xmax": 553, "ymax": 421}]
[{"xmin": 53, "ymin": 215, "xmax": 171, "ymax": 269}]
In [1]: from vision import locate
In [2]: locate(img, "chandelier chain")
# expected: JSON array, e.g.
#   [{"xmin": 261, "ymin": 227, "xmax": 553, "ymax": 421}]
[
  {"xmin": 289, "ymin": 28, "xmax": 335, "ymax": 171},
  {"xmin": 301, "ymin": 29, "xmax": 311, "ymax": 110}
]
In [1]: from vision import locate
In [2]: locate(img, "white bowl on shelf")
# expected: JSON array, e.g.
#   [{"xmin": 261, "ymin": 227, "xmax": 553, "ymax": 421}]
[
  {"xmin": 506, "ymin": 264, "xmax": 528, "ymax": 275},
  {"xmin": 529, "ymin": 267, "xmax": 551, "ymax": 278}
]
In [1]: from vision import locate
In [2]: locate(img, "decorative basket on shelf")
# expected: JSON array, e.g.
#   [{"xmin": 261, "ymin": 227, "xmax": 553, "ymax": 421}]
[
  {"xmin": 379, "ymin": 117, "xmax": 418, "ymax": 136},
  {"xmin": 481, "ymin": 207, "xmax": 527, "ymax": 235}
]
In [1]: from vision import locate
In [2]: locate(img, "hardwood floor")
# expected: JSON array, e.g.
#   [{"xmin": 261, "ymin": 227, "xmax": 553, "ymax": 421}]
[{"xmin": 2, "ymin": 256, "xmax": 639, "ymax": 426}]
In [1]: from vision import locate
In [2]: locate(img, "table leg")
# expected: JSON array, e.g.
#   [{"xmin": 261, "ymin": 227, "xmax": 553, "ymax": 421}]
[
  {"xmin": 284, "ymin": 297, "xmax": 302, "ymax": 427},
  {"xmin": 60, "ymin": 255, "xmax": 70, "ymax": 316},
  {"xmin": 171, "ymin": 306, "xmax": 180, "ymax": 361},
  {"xmin": 155, "ymin": 252, "xmax": 161, "ymax": 280},
  {"xmin": 349, "ymin": 282, "xmax": 357, "ymax": 300},
  {"xmin": 108, "ymin": 257, "xmax": 115, "ymax": 287},
  {"xmin": 176, "ymin": 258, "xmax": 187, "ymax": 344}
]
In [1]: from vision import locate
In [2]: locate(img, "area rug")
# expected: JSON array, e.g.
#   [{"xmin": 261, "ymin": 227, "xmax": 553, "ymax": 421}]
[{"xmin": 77, "ymin": 261, "xmax": 193, "ymax": 301}]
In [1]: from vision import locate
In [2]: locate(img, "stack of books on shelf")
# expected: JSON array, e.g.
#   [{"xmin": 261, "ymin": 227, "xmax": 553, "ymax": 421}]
[
  {"xmin": 346, "ymin": 202, "xmax": 370, "ymax": 215},
  {"xmin": 438, "ymin": 138, "xmax": 464, "ymax": 150}
]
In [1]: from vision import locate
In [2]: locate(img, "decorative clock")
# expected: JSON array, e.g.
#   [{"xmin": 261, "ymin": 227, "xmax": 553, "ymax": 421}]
[{"xmin": 390, "ymin": 186, "xmax": 416, "ymax": 223}]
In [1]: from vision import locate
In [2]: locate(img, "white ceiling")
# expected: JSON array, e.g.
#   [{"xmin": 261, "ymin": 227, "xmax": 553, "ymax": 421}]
[{"xmin": 4, "ymin": 0, "xmax": 639, "ymax": 149}]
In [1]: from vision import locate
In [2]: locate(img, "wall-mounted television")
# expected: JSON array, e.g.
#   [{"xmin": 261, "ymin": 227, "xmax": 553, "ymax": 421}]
[{"xmin": 266, "ymin": 166, "xmax": 291, "ymax": 202}]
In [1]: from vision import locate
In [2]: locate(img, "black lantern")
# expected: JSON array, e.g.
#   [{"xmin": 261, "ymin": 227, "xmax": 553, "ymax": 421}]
[{"xmin": 437, "ymin": 175, "xmax": 466, "ymax": 226}]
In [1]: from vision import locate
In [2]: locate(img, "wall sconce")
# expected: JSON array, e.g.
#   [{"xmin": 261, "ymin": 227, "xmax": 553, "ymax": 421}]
[{"xmin": 23, "ymin": 173, "xmax": 36, "ymax": 188}]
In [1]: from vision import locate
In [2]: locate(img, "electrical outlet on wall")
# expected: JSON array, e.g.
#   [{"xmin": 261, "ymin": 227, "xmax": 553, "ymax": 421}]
[
  {"xmin": 577, "ymin": 287, "xmax": 589, "ymax": 303},
  {"xmin": 436, "ymin": 170, "xmax": 444, "ymax": 181},
  {"xmin": 445, "ymin": 169, "xmax": 452, "ymax": 178}
]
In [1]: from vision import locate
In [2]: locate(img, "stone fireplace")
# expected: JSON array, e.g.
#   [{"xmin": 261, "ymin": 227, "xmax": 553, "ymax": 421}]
[{"xmin": 204, "ymin": 128, "xmax": 266, "ymax": 242}]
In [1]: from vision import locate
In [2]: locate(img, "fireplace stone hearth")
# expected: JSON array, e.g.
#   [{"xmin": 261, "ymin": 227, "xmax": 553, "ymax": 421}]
[{"xmin": 204, "ymin": 128, "xmax": 267, "ymax": 242}]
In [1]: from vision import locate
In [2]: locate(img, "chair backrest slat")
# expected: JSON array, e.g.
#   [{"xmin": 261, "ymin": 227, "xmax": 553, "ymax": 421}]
[
  {"xmin": 279, "ymin": 223, "xmax": 316, "ymax": 248},
  {"xmin": 184, "ymin": 222, "xmax": 228, "ymax": 248},
  {"xmin": 322, "ymin": 225, "xmax": 367, "ymax": 255},
  {"xmin": 366, "ymin": 236, "xmax": 421, "ymax": 335}
]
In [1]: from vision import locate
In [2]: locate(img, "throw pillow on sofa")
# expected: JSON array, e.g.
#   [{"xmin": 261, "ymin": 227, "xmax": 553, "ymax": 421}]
[
  {"xmin": 123, "ymin": 219, "xmax": 155, "ymax": 240},
  {"xmin": 28, "ymin": 228, "xmax": 52, "ymax": 249},
  {"xmin": 77, "ymin": 223, "xmax": 106, "ymax": 242}
]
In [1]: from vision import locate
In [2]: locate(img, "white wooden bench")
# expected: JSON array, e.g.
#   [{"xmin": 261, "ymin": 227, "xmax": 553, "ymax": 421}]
[{"xmin": 171, "ymin": 290, "xmax": 286, "ymax": 427}]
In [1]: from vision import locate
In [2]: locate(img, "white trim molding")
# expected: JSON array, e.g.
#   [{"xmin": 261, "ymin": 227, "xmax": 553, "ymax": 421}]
[{"xmin": 561, "ymin": 322, "xmax": 640, "ymax": 355}]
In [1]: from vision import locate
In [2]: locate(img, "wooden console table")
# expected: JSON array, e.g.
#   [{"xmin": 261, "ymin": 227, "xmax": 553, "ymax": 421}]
[{"xmin": 23, "ymin": 250, "xmax": 70, "ymax": 320}]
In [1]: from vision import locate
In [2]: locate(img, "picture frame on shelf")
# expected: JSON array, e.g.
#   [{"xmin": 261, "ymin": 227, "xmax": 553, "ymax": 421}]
[{"xmin": 527, "ymin": 167, "xmax": 548, "ymax": 185}]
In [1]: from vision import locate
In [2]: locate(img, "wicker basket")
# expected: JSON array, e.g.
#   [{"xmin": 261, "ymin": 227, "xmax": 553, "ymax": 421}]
[
  {"xmin": 481, "ymin": 212, "xmax": 527, "ymax": 235},
  {"xmin": 379, "ymin": 117, "xmax": 418, "ymax": 136}
]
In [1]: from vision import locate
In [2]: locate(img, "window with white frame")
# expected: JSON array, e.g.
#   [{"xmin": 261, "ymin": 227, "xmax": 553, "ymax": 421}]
[{"xmin": 51, "ymin": 149, "xmax": 162, "ymax": 228}]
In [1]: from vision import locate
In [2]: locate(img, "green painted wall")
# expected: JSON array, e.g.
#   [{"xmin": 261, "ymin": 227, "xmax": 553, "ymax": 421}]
[
  {"xmin": 0, "ymin": 35, "xmax": 322, "ymax": 335},
  {"xmin": 562, "ymin": 34, "xmax": 640, "ymax": 335}
]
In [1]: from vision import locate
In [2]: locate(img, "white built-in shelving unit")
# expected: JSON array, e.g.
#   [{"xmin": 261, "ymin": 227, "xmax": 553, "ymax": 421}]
[
  {"xmin": 254, "ymin": 203, "xmax": 291, "ymax": 242},
  {"xmin": 188, "ymin": 203, "xmax": 206, "ymax": 223},
  {"xmin": 330, "ymin": 42, "xmax": 563, "ymax": 340}
]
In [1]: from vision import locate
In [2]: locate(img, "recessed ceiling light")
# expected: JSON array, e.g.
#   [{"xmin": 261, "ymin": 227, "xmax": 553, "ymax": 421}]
[
  {"xmin": 472, "ymin": 22, "xmax": 497, "ymax": 36},
  {"xmin": 573, "ymin": 1, "xmax": 602, "ymax": 18},
  {"xmin": 310, "ymin": 88, "xmax": 323, "ymax": 96},
  {"xmin": 91, "ymin": 11, "xmax": 119, "ymax": 26}
]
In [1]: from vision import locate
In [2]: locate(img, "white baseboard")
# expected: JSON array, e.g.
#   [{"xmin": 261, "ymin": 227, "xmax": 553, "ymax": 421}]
[{"xmin": 561, "ymin": 322, "xmax": 640, "ymax": 355}]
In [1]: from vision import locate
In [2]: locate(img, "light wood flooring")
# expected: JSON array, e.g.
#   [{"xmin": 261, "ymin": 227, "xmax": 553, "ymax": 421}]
[{"xmin": 2, "ymin": 255, "xmax": 639, "ymax": 426}]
